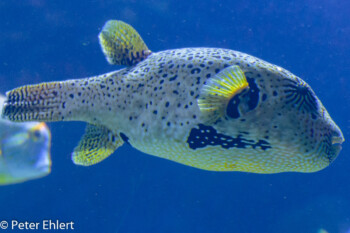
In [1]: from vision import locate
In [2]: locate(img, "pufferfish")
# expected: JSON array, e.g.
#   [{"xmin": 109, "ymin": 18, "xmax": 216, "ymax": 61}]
[
  {"xmin": 0, "ymin": 95, "xmax": 51, "ymax": 185},
  {"xmin": 1, "ymin": 20, "xmax": 344, "ymax": 173}
]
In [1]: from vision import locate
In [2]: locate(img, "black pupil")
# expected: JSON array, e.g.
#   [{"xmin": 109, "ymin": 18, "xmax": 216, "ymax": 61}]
[{"xmin": 33, "ymin": 130, "xmax": 41, "ymax": 139}]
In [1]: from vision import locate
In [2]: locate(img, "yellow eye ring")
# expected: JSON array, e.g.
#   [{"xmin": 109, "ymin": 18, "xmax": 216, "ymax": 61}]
[{"xmin": 29, "ymin": 123, "xmax": 47, "ymax": 141}]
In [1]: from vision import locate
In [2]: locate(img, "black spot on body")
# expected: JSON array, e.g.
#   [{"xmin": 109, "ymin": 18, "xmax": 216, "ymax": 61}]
[
  {"xmin": 225, "ymin": 78, "xmax": 260, "ymax": 118},
  {"xmin": 191, "ymin": 68, "xmax": 201, "ymax": 74},
  {"xmin": 246, "ymin": 78, "xmax": 260, "ymax": 110},
  {"xmin": 187, "ymin": 124, "xmax": 272, "ymax": 150},
  {"xmin": 169, "ymin": 75, "xmax": 178, "ymax": 81},
  {"xmin": 227, "ymin": 95, "xmax": 241, "ymax": 119}
]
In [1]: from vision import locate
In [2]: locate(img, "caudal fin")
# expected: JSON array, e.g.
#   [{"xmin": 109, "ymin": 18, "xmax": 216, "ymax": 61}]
[
  {"xmin": 2, "ymin": 73, "xmax": 118, "ymax": 123},
  {"xmin": 2, "ymin": 82, "xmax": 70, "ymax": 122}
]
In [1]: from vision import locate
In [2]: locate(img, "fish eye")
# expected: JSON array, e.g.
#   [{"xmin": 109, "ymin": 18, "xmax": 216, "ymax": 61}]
[
  {"xmin": 31, "ymin": 130, "xmax": 42, "ymax": 141},
  {"xmin": 282, "ymin": 79, "xmax": 318, "ymax": 114}
]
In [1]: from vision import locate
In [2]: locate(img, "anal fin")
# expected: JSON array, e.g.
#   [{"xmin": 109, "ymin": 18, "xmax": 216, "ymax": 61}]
[{"xmin": 72, "ymin": 124, "xmax": 124, "ymax": 166}]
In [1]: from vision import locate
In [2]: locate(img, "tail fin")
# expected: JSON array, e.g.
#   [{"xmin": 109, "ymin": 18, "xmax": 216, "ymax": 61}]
[
  {"xmin": 1, "ymin": 74, "xmax": 111, "ymax": 123},
  {"xmin": 2, "ymin": 81, "xmax": 72, "ymax": 122},
  {"xmin": 2, "ymin": 72, "xmax": 119, "ymax": 123}
]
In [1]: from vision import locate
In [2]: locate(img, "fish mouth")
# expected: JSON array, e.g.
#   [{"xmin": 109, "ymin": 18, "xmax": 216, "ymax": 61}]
[
  {"xmin": 332, "ymin": 135, "xmax": 344, "ymax": 149},
  {"xmin": 328, "ymin": 135, "xmax": 344, "ymax": 164},
  {"xmin": 332, "ymin": 135, "xmax": 344, "ymax": 144}
]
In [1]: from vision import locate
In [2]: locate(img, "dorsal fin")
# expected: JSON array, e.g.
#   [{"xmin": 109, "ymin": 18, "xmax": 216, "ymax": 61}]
[{"xmin": 98, "ymin": 20, "xmax": 151, "ymax": 66}]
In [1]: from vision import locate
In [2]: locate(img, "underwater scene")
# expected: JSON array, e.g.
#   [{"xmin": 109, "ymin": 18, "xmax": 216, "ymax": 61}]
[{"xmin": 0, "ymin": 0, "xmax": 349, "ymax": 232}]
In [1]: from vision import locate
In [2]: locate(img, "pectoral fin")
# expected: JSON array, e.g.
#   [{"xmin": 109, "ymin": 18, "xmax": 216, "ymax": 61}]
[
  {"xmin": 198, "ymin": 65, "xmax": 249, "ymax": 123},
  {"xmin": 72, "ymin": 124, "xmax": 124, "ymax": 166},
  {"xmin": 98, "ymin": 20, "xmax": 151, "ymax": 66}
]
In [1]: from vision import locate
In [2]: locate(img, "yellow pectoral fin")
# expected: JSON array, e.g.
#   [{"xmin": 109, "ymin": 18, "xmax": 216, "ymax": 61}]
[
  {"xmin": 0, "ymin": 174, "xmax": 9, "ymax": 185},
  {"xmin": 198, "ymin": 65, "xmax": 249, "ymax": 123},
  {"xmin": 0, "ymin": 174, "xmax": 21, "ymax": 185},
  {"xmin": 72, "ymin": 124, "xmax": 124, "ymax": 166},
  {"xmin": 98, "ymin": 20, "xmax": 151, "ymax": 66}
]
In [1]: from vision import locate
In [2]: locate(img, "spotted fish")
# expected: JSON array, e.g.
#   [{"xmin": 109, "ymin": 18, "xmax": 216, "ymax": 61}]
[
  {"xmin": 1, "ymin": 20, "xmax": 344, "ymax": 173},
  {"xmin": 0, "ymin": 95, "xmax": 51, "ymax": 185}
]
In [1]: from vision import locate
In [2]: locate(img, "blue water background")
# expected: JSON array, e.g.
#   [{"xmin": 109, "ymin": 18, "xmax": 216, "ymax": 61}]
[{"xmin": 0, "ymin": 1, "xmax": 349, "ymax": 232}]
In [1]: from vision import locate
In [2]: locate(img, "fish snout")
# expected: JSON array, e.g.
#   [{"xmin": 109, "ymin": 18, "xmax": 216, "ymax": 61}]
[
  {"xmin": 331, "ymin": 132, "xmax": 344, "ymax": 151},
  {"xmin": 328, "ymin": 125, "xmax": 344, "ymax": 163}
]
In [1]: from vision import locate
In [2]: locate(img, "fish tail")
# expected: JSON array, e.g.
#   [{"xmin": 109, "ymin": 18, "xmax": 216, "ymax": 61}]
[
  {"xmin": 2, "ymin": 75, "xmax": 110, "ymax": 123},
  {"xmin": 2, "ymin": 81, "xmax": 73, "ymax": 122}
]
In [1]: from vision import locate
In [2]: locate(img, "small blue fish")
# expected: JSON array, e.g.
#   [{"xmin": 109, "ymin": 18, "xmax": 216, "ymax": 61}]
[{"xmin": 0, "ymin": 96, "xmax": 51, "ymax": 185}]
